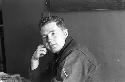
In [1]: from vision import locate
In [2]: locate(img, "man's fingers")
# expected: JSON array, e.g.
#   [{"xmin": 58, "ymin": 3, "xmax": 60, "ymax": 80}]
[
  {"xmin": 33, "ymin": 44, "xmax": 47, "ymax": 58},
  {"xmin": 37, "ymin": 45, "xmax": 47, "ymax": 54}
]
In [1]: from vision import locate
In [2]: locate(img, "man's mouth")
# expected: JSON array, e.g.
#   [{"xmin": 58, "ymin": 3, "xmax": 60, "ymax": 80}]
[{"xmin": 50, "ymin": 43, "xmax": 56, "ymax": 47}]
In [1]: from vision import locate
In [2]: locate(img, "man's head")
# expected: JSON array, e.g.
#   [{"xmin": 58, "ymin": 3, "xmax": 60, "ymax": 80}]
[{"xmin": 39, "ymin": 16, "xmax": 68, "ymax": 53}]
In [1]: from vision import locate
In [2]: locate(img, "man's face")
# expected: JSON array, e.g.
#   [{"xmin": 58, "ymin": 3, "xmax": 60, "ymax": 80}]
[{"xmin": 40, "ymin": 22, "xmax": 68, "ymax": 53}]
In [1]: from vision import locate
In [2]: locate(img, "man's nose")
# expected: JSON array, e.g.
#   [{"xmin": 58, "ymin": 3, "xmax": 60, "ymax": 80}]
[{"xmin": 47, "ymin": 35, "xmax": 53, "ymax": 42}]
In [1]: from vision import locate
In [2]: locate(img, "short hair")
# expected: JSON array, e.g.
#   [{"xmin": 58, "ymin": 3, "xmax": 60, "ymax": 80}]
[{"xmin": 39, "ymin": 16, "xmax": 66, "ymax": 30}]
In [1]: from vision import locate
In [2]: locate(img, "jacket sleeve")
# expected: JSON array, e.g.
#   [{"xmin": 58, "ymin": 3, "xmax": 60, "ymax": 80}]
[
  {"xmin": 29, "ymin": 66, "xmax": 41, "ymax": 82},
  {"xmin": 29, "ymin": 59, "xmax": 54, "ymax": 82},
  {"xmin": 60, "ymin": 50, "xmax": 99, "ymax": 82}
]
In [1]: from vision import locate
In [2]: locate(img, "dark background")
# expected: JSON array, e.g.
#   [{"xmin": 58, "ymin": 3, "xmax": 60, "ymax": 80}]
[
  {"xmin": 47, "ymin": 0, "xmax": 125, "ymax": 12},
  {"xmin": 2, "ymin": 0, "xmax": 125, "ymax": 82}
]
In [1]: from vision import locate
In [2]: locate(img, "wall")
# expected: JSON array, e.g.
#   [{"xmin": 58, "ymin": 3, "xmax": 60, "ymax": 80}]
[
  {"xmin": 2, "ymin": 0, "xmax": 125, "ymax": 81},
  {"xmin": 2, "ymin": 0, "xmax": 46, "ymax": 77}
]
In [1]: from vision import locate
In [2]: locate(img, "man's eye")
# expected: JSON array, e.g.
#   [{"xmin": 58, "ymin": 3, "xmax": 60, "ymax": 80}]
[
  {"xmin": 42, "ymin": 36, "xmax": 46, "ymax": 38},
  {"xmin": 52, "ymin": 32, "xmax": 55, "ymax": 35}
]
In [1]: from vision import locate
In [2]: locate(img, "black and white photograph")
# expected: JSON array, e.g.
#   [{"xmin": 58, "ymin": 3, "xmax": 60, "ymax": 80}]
[{"xmin": 1, "ymin": 0, "xmax": 125, "ymax": 82}]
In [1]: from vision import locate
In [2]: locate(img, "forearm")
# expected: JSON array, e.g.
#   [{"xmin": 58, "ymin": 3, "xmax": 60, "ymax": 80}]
[
  {"xmin": 29, "ymin": 58, "xmax": 42, "ymax": 82},
  {"xmin": 31, "ymin": 59, "xmax": 39, "ymax": 70}
]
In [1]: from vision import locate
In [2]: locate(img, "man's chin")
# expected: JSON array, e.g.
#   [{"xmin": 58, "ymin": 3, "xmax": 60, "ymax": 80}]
[
  {"xmin": 48, "ymin": 47, "xmax": 62, "ymax": 53},
  {"xmin": 51, "ymin": 49, "xmax": 60, "ymax": 53},
  {"xmin": 52, "ymin": 50, "xmax": 58, "ymax": 53}
]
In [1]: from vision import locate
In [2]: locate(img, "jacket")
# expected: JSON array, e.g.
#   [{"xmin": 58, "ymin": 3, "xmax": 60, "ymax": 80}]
[{"xmin": 30, "ymin": 36, "xmax": 100, "ymax": 82}]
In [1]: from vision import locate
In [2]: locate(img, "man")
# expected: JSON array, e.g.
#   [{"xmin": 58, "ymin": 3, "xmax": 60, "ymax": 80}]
[{"xmin": 30, "ymin": 16, "xmax": 100, "ymax": 82}]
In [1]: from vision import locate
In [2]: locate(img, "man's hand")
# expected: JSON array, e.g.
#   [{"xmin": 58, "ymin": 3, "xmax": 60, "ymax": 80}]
[
  {"xmin": 31, "ymin": 45, "xmax": 47, "ymax": 70},
  {"xmin": 32, "ymin": 45, "xmax": 47, "ymax": 60}
]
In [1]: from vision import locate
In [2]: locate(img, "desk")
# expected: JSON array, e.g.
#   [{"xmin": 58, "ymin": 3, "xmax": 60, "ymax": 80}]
[{"xmin": 0, "ymin": 72, "xmax": 30, "ymax": 82}]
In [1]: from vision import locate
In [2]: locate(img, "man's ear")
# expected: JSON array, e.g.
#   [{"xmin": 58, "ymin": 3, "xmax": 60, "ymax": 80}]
[{"xmin": 63, "ymin": 29, "xmax": 68, "ymax": 38}]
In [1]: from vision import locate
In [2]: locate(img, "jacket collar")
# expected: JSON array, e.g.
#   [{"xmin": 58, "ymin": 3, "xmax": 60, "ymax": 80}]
[{"xmin": 55, "ymin": 36, "xmax": 78, "ymax": 63}]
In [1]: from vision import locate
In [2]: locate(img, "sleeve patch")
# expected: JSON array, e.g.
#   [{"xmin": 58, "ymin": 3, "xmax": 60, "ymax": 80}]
[{"xmin": 61, "ymin": 67, "xmax": 71, "ymax": 79}]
